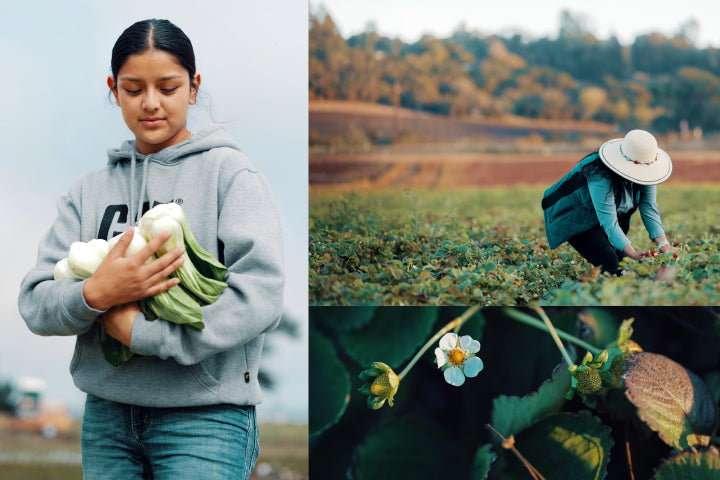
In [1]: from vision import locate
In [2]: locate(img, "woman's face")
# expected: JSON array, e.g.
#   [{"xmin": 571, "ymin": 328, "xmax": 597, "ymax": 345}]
[{"xmin": 108, "ymin": 49, "xmax": 201, "ymax": 155}]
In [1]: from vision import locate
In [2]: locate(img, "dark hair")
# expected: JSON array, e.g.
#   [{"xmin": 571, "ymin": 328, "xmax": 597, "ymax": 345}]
[
  {"xmin": 110, "ymin": 19, "xmax": 197, "ymax": 88},
  {"xmin": 582, "ymin": 152, "xmax": 641, "ymax": 198}
]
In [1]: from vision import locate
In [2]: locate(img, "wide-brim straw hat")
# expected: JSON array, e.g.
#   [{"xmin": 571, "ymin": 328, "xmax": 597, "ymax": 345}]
[{"xmin": 598, "ymin": 130, "xmax": 672, "ymax": 185}]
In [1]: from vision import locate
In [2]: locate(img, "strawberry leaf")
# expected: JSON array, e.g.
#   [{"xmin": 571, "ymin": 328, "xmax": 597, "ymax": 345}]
[
  {"xmin": 652, "ymin": 449, "xmax": 720, "ymax": 479},
  {"xmin": 622, "ymin": 352, "xmax": 717, "ymax": 449},
  {"xmin": 355, "ymin": 417, "xmax": 471, "ymax": 480},
  {"xmin": 338, "ymin": 307, "xmax": 438, "ymax": 369},
  {"xmin": 509, "ymin": 411, "xmax": 613, "ymax": 480},
  {"xmin": 309, "ymin": 331, "xmax": 350, "ymax": 436},
  {"xmin": 490, "ymin": 363, "xmax": 571, "ymax": 439},
  {"xmin": 470, "ymin": 444, "xmax": 497, "ymax": 480}
]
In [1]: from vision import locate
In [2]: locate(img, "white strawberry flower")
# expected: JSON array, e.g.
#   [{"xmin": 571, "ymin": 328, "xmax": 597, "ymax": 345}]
[{"xmin": 434, "ymin": 333, "xmax": 483, "ymax": 386}]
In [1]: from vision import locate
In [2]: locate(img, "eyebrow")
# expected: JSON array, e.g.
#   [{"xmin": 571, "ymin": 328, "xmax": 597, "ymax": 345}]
[{"xmin": 119, "ymin": 74, "xmax": 185, "ymax": 82}]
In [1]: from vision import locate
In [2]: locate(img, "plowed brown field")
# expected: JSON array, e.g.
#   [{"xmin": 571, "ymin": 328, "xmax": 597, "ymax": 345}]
[
  {"xmin": 310, "ymin": 150, "xmax": 720, "ymax": 189},
  {"xmin": 310, "ymin": 101, "xmax": 720, "ymax": 189}
]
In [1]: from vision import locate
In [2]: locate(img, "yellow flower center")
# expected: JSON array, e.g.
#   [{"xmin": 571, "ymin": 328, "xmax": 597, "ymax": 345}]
[{"xmin": 448, "ymin": 348, "xmax": 466, "ymax": 366}]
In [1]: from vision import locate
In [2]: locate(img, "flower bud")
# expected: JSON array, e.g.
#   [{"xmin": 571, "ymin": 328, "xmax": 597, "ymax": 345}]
[{"xmin": 358, "ymin": 362, "xmax": 399, "ymax": 410}]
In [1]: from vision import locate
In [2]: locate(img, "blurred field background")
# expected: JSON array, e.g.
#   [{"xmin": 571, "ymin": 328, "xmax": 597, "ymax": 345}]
[
  {"xmin": 0, "ymin": 420, "xmax": 308, "ymax": 480},
  {"xmin": 309, "ymin": 5, "xmax": 720, "ymax": 189}
]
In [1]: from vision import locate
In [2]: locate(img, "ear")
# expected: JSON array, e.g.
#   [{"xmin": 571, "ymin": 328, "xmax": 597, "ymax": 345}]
[
  {"xmin": 107, "ymin": 76, "xmax": 120, "ymax": 106},
  {"xmin": 189, "ymin": 73, "xmax": 201, "ymax": 105}
]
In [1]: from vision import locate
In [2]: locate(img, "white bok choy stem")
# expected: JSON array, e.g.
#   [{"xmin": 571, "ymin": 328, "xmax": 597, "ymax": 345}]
[
  {"xmin": 66, "ymin": 240, "xmax": 108, "ymax": 278},
  {"xmin": 108, "ymin": 228, "xmax": 152, "ymax": 262},
  {"xmin": 139, "ymin": 203, "xmax": 228, "ymax": 304}
]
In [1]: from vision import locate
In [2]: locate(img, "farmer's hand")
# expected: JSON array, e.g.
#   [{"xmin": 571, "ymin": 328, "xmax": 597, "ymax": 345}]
[
  {"xmin": 98, "ymin": 302, "xmax": 139, "ymax": 348},
  {"xmin": 83, "ymin": 227, "xmax": 185, "ymax": 311},
  {"xmin": 623, "ymin": 244, "xmax": 647, "ymax": 261},
  {"xmin": 660, "ymin": 244, "xmax": 680, "ymax": 254}
]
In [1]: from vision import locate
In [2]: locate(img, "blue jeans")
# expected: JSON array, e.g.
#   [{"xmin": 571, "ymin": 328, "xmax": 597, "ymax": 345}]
[{"xmin": 82, "ymin": 394, "xmax": 259, "ymax": 479}]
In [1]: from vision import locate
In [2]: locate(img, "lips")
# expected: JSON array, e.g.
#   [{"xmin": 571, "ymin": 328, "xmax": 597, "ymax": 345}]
[{"xmin": 140, "ymin": 118, "xmax": 165, "ymax": 127}]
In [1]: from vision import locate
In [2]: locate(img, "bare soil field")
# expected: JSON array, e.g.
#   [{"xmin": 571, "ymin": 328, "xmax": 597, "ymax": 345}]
[{"xmin": 310, "ymin": 150, "xmax": 720, "ymax": 189}]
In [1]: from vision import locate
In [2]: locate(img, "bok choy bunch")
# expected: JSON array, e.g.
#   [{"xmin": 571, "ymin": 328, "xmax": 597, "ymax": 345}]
[{"xmin": 53, "ymin": 203, "xmax": 228, "ymax": 367}]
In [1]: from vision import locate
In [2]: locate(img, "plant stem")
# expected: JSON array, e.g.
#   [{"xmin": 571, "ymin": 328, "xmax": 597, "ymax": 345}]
[
  {"xmin": 502, "ymin": 308, "xmax": 602, "ymax": 358},
  {"xmin": 486, "ymin": 424, "xmax": 546, "ymax": 480},
  {"xmin": 397, "ymin": 306, "xmax": 481, "ymax": 381},
  {"xmin": 532, "ymin": 306, "xmax": 574, "ymax": 367}
]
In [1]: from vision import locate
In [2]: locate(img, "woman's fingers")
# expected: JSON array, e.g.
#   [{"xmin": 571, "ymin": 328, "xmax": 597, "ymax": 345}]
[
  {"xmin": 107, "ymin": 227, "xmax": 134, "ymax": 259},
  {"xmin": 145, "ymin": 277, "xmax": 182, "ymax": 298},
  {"xmin": 134, "ymin": 230, "xmax": 173, "ymax": 264},
  {"xmin": 146, "ymin": 252, "xmax": 186, "ymax": 286}
]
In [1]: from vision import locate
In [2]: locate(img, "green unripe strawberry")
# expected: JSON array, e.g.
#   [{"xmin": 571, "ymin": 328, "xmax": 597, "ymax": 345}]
[{"xmin": 574, "ymin": 367, "xmax": 602, "ymax": 395}]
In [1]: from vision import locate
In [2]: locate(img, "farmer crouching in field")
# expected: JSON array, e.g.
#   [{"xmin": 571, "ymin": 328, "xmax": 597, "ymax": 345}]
[{"xmin": 542, "ymin": 129, "xmax": 680, "ymax": 275}]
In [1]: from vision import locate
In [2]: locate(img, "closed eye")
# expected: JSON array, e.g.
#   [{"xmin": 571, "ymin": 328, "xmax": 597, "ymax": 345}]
[
  {"xmin": 125, "ymin": 89, "xmax": 141, "ymax": 95},
  {"xmin": 162, "ymin": 87, "xmax": 179, "ymax": 93}
]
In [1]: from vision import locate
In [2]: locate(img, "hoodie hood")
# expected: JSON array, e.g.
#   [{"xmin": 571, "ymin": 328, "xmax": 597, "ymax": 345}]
[
  {"xmin": 106, "ymin": 125, "xmax": 244, "ymax": 227},
  {"xmin": 107, "ymin": 125, "xmax": 243, "ymax": 166}
]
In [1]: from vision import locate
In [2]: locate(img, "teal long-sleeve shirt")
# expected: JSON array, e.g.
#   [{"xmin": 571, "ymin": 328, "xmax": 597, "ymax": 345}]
[
  {"xmin": 543, "ymin": 153, "xmax": 666, "ymax": 250},
  {"xmin": 587, "ymin": 175, "xmax": 665, "ymax": 251}
]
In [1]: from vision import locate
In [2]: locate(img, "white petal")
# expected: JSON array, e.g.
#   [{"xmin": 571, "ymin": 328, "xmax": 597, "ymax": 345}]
[
  {"xmin": 438, "ymin": 333, "xmax": 458, "ymax": 351},
  {"xmin": 443, "ymin": 366, "xmax": 465, "ymax": 386},
  {"xmin": 459, "ymin": 335, "xmax": 481, "ymax": 354},
  {"xmin": 462, "ymin": 356, "xmax": 484, "ymax": 378},
  {"xmin": 434, "ymin": 348, "xmax": 448, "ymax": 368}
]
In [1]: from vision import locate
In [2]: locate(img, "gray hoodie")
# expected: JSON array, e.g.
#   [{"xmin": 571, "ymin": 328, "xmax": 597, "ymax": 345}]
[{"xmin": 18, "ymin": 126, "xmax": 284, "ymax": 408}]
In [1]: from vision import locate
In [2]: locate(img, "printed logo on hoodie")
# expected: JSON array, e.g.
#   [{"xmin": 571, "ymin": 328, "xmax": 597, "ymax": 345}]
[{"xmin": 98, "ymin": 200, "xmax": 179, "ymax": 240}]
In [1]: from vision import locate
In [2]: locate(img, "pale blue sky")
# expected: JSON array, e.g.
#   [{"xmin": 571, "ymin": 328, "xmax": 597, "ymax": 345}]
[
  {"xmin": 315, "ymin": 0, "xmax": 719, "ymax": 47},
  {"xmin": 1, "ymin": 0, "xmax": 307, "ymax": 421}
]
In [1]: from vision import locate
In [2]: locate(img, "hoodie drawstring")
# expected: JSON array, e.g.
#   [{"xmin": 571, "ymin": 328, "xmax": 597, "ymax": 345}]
[
  {"xmin": 137, "ymin": 154, "xmax": 151, "ymax": 225},
  {"xmin": 129, "ymin": 150, "xmax": 151, "ymax": 227},
  {"xmin": 130, "ymin": 151, "xmax": 137, "ymax": 226}
]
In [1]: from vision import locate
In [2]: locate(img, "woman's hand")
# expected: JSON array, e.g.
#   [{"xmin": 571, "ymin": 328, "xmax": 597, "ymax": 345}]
[
  {"xmin": 629, "ymin": 250, "xmax": 648, "ymax": 261},
  {"xmin": 660, "ymin": 244, "xmax": 680, "ymax": 254},
  {"xmin": 83, "ymin": 227, "xmax": 185, "ymax": 311},
  {"xmin": 622, "ymin": 243, "xmax": 647, "ymax": 261},
  {"xmin": 98, "ymin": 302, "xmax": 139, "ymax": 347},
  {"xmin": 653, "ymin": 237, "xmax": 679, "ymax": 255}
]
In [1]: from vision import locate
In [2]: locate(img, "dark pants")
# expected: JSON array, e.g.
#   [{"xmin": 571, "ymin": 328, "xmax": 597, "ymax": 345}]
[{"xmin": 568, "ymin": 213, "xmax": 631, "ymax": 275}]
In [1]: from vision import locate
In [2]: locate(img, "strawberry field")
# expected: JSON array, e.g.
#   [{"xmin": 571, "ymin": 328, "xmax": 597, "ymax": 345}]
[{"xmin": 309, "ymin": 185, "xmax": 720, "ymax": 305}]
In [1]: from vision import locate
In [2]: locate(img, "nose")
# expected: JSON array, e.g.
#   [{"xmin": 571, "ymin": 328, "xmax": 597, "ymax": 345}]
[{"xmin": 142, "ymin": 89, "xmax": 160, "ymax": 111}]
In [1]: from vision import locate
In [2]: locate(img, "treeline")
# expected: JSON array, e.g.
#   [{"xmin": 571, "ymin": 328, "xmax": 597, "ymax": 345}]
[{"xmin": 309, "ymin": 10, "xmax": 720, "ymax": 133}]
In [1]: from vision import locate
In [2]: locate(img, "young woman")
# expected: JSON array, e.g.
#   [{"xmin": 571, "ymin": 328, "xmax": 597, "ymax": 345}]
[
  {"xmin": 542, "ymin": 129, "xmax": 679, "ymax": 275},
  {"xmin": 18, "ymin": 19, "xmax": 284, "ymax": 479}
]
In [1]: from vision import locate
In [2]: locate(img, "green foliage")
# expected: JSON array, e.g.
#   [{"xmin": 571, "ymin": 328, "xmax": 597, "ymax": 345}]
[
  {"xmin": 315, "ymin": 306, "xmax": 377, "ymax": 332},
  {"xmin": 339, "ymin": 307, "xmax": 438, "ymax": 369},
  {"xmin": 577, "ymin": 308, "xmax": 621, "ymax": 347},
  {"xmin": 310, "ymin": 307, "xmax": 720, "ymax": 479},
  {"xmin": 491, "ymin": 364, "xmax": 571, "ymax": 439},
  {"xmin": 309, "ymin": 331, "xmax": 350, "ymax": 436},
  {"xmin": 0, "ymin": 381, "xmax": 15, "ymax": 412},
  {"xmin": 97, "ymin": 326, "xmax": 134, "ymax": 368},
  {"xmin": 652, "ymin": 450, "xmax": 720, "ymax": 480},
  {"xmin": 355, "ymin": 417, "xmax": 472, "ymax": 480},
  {"xmin": 311, "ymin": 9, "xmax": 720, "ymax": 132},
  {"xmin": 310, "ymin": 186, "xmax": 720, "ymax": 305},
  {"xmin": 471, "ymin": 444, "xmax": 497, "ymax": 480},
  {"xmin": 509, "ymin": 411, "xmax": 613, "ymax": 480}
]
